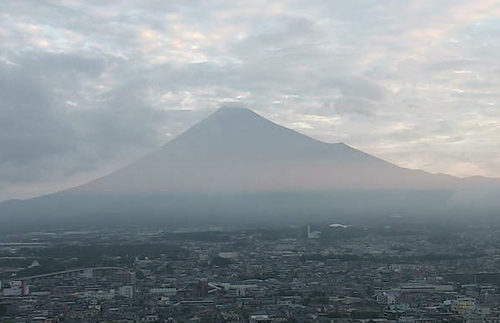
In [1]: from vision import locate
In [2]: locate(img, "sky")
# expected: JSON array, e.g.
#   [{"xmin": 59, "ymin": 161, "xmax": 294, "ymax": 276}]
[{"xmin": 1, "ymin": 0, "xmax": 500, "ymax": 202}]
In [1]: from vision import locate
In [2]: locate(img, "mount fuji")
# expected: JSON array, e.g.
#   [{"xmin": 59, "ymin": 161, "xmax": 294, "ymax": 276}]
[{"xmin": 2, "ymin": 107, "xmax": 499, "ymax": 228}]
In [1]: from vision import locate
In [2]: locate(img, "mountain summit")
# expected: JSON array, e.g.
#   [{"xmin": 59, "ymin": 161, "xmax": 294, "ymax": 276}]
[
  {"xmin": 1, "ymin": 107, "xmax": 499, "ymax": 227},
  {"xmin": 77, "ymin": 107, "xmax": 465, "ymax": 194},
  {"xmin": 165, "ymin": 106, "xmax": 325, "ymax": 155},
  {"xmin": 75, "ymin": 107, "xmax": 409, "ymax": 194}
]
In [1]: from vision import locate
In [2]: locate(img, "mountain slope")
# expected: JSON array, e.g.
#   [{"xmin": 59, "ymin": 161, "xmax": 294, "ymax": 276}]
[
  {"xmin": 71, "ymin": 107, "xmax": 465, "ymax": 193},
  {"xmin": 1, "ymin": 107, "xmax": 499, "ymax": 227}
]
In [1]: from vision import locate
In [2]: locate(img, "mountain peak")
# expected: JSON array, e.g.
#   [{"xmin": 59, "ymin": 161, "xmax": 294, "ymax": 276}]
[
  {"xmin": 180, "ymin": 106, "xmax": 280, "ymax": 138},
  {"xmin": 215, "ymin": 105, "xmax": 254, "ymax": 114},
  {"xmin": 164, "ymin": 106, "xmax": 324, "ymax": 157},
  {"xmin": 208, "ymin": 106, "xmax": 264, "ymax": 122}
]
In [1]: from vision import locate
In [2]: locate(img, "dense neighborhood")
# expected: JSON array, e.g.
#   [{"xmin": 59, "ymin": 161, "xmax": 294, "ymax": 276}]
[{"xmin": 2, "ymin": 222, "xmax": 500, "ymax": 323}]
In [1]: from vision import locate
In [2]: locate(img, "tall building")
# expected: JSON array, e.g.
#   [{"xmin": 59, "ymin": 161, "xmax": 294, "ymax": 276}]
[
  {"xmin": 195, "ymin": 279, "xmax": 209, "ymax": 298},
  {"xmin": 307, "ymin": 225, "xmax": 321, "ymax": 239}
]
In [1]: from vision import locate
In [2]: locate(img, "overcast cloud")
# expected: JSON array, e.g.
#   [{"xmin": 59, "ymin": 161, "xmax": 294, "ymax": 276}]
[{"xmin": 1, "ymin": 0, "xmax": 500, "ymax": 201}]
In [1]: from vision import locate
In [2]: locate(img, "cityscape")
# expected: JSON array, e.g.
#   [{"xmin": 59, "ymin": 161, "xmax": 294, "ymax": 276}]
[{"xmin": 2, "ymin": 221, "xmax": 500, "ymax": 323}]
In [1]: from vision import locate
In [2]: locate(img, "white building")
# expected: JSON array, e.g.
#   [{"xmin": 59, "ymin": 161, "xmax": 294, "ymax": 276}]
[
  {"xmin": 149, "ymin": 287, "xmax": 176, "ymax": 296},
  {"xmin": 2, "ymin": 280, "xmax": 29, "ymax": 296},
  {"xmin": 118, "ymin": 285, "xmax": 134, "ymax": 298},
  {"xmin": 218, "ymin": 252, "xmax": 239, "ymax": 259},
  {"xmin": 307, "ymin": 225, "xmax": 321, "ymax": 239}
]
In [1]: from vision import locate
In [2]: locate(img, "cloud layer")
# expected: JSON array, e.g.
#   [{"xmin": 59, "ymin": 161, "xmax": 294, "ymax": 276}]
[{"xmin": 1, "ymin": 0, "xmax": 500, "ymax": 201}]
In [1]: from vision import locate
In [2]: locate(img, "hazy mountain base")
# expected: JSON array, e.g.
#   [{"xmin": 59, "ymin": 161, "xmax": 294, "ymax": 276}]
[{"xmin": 1, "ymin": 189, "xmax": 480, "ymax": 231}]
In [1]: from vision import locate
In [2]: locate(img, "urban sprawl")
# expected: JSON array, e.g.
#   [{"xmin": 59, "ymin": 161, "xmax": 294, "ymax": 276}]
[{"xmin": 1, "ymin": 222, "xmax": 500, "ymax": 323}]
